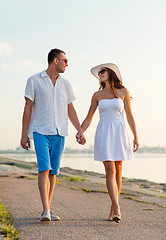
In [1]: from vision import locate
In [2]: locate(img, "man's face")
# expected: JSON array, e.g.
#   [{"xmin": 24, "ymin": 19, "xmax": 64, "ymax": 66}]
[{"xmin": 56, "ymin": 53, "xmax": 68, "ymax": 73}]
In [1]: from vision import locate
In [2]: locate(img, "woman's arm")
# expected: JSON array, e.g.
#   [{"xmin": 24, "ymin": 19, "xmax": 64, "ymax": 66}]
[
  {"xmin": 124, "ymin": 90, "xmax": 139, "ymax": 152},
  {"xmin": 81, "ymin": 93, "xmax": 98, "ymax": 132}
]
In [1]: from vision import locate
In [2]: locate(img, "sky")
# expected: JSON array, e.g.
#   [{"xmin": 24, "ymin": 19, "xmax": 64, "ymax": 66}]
[{"xmin": 0, "ymin": 0, "xmax": 166, "ymax": 150}]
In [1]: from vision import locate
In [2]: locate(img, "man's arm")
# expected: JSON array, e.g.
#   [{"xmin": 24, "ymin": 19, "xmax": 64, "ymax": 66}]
[
  {"xmin": 20, "ymin": 98, "xmax": 33, "ymax": 150},
  {"xmin": 68, "ymin": 103, "xmax": 86, "ymax": 145}
]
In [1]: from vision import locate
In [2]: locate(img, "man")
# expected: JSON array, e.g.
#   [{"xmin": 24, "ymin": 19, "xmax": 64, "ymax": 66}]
[{"xmin": 20, "ymin": 48, "xmax": 85, "ymax": 222}]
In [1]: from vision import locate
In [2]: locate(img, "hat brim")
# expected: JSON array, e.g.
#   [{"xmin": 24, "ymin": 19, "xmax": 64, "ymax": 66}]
[{"xmin": 91, "ymin": 63, "xmax": 122, "ymax": 81}]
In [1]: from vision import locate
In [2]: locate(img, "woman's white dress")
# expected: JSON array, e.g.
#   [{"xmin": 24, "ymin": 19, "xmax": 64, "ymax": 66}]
[{"xmin": 94, "ymin": 98, "xmax": 134, "ymax": 161}]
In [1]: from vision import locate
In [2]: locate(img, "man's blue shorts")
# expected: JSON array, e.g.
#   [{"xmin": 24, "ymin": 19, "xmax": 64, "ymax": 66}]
[{"xmin": 33, "ymin": 132, "xmax": 65, "ymax": 175}]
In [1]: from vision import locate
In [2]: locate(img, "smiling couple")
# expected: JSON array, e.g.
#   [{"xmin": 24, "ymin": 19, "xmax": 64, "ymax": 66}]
[{"xmin": 20, "ymin": 48, "xmax": 139, "ymax": 223}]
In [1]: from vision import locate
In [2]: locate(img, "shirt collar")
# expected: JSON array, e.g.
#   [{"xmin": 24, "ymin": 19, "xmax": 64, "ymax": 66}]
[
  {"xmin": 40, "ymin": 70, "xmax": 62, "ymax": 80},
  {"xmin": 41, "ymin": 70, "xmax": 48, "ymax": 78}
]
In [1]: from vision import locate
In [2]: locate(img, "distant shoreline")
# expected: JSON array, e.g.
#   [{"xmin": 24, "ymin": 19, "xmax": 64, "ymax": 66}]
[{"xmin": 1, "ymin": 148, "xmax": 166, "ymax": 154}]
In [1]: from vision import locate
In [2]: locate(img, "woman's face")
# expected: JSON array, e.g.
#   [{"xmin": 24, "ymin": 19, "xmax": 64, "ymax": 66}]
[{"xmin": 98, "ymin": 68, "xmax": 109, "ymax": 82}]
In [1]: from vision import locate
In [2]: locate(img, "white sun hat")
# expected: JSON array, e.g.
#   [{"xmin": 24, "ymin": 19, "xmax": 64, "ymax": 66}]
[{"xmin": 91, "ymin": 63, "xmax": 122, "ymax": 81}]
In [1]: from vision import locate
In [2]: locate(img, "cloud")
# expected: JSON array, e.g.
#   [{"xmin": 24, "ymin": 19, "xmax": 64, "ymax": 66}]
[
  {"xmin": 0, "ymin": 42, "xmax": 13, "ymax": 55},
  {"xmin": 1, "ymin": 60, "xmax": 41, "ymax": 72},
  {"xmin": 92, "ymin": 43, "xmax": 102, "ymax": 52}
]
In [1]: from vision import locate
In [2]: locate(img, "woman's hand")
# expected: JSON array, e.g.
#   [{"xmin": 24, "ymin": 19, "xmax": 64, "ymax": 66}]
[{"xmin": 76, "ymin": 132, "xmax": 86, "ymax": 145}]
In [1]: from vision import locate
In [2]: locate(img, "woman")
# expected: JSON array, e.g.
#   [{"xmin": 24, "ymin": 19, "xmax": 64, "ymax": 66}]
[{"xmin": 77, "ymin": 63, "xmax": 139, "ymax": 223}]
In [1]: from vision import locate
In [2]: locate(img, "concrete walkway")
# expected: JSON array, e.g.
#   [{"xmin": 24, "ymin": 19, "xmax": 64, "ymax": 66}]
[{"xmin": 0, "ymin": 173, "xmax": 166, "ymax": 240}]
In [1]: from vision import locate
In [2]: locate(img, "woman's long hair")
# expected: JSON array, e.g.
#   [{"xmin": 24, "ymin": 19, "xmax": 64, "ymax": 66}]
[{"xmin": 99, "ymin": 68, "xmax": 125, "ymax": 98}]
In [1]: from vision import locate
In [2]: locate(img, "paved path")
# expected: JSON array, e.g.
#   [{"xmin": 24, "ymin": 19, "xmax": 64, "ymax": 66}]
[{"xmin": 0, "ymin": 173, "xmax": 166, "ymax": 240}]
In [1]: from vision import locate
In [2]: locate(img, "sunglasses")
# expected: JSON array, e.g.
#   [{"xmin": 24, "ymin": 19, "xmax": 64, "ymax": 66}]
[
  {"xmin": 98, "ymin": 69, "xmax": 107, "ymax": 76},
  {"xmin": 57, "ymin": 58, "xmax": 68, "ymax": 64}
]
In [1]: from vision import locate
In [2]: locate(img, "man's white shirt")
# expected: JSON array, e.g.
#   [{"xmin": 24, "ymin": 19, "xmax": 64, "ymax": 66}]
[{"xmin": 25, "ymin": 70, "xmax": 76, "ymax": 137}]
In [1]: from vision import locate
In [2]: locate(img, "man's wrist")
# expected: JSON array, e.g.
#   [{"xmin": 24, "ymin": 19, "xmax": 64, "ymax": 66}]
[
  {"xmin": 77, "ymin": 128, "xmax": 83, "ymax": 135},
  {"xmin": 21, "ymin": 131, "xmax": 28, "ymax": 138}
]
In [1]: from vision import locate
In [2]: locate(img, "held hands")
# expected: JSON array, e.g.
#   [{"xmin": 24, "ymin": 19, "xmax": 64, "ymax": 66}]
[
  {"xmin": 20, "ymin": 135, "xmax": 30, "ymax": 150},
  {"xmin": 133, "ymin": 138, "xmax": 140, "ymax": 152},
  {"xmin": 76, "ymin": 132, "xmax": 86, "ymax": 145}
]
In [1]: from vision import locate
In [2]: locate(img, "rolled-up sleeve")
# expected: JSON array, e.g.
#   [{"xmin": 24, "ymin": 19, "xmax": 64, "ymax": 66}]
[
  {"xmin": 67, "ymin": 81, "xmax": 76, "ymax": 104},
  {"xmin": 25, "ymin": 77, "xmax": 35, "ymax": 102}
]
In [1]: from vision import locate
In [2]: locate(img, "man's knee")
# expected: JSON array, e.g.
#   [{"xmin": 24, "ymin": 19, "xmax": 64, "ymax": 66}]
[
  {"xmin": 39, "ymin": 170, "xmax": 50, "ymax": 177},
  {"xmin": 49, "ymin": 173, "xmax": 56, "ymax": 180}
]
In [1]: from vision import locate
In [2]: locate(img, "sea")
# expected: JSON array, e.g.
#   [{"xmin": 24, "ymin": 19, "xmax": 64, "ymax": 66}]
[{"xmin": 0, "ymin": 152, "xmax": 166, "ymax": 184}]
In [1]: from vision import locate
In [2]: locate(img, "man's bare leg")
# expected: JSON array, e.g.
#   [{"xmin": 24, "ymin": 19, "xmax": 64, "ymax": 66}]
[{"xmin": 38, "ymin": 170, "xmax": 50, "ymax": 212}]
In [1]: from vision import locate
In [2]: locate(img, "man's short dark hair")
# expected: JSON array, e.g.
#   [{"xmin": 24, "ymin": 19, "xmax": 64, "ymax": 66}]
[{"xmin": 48, "ymin": 49, "xmax": 66, "ymax": 64}]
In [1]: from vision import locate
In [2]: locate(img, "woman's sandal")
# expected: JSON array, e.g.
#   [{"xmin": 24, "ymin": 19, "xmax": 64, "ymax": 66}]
[
  {"xmin": 113, "ymin": 215, "xmax": 121, "ymax": 223},
  {"xmin": 107, "ymin": 216, "xmax": 113, "ymax": 221}
]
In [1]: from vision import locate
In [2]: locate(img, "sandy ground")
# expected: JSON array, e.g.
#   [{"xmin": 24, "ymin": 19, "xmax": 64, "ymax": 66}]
[{"xmin": 0, "ymin": 157, "xmax": 166, "ymax": 240}]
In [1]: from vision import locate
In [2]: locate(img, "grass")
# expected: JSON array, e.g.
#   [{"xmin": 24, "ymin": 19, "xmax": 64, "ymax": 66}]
[
  {"xmin": 56, "ymin": 181, "xmax": 108, "ymax": 193},
  {"xmin": 81, "ymin": 188, "xmax": 92, "ymax": 192},
  {"xmin": 123, "ymin": 196, "xmax": 166, "ymax": 208},
  {"xmin": 120, "ymin": 191, "xmax": 126, "ymax": 195},
  {"xmin": 143, "ymin": 208, "xmax": 154, "ymax": 211},
  {"xmin": 16, "ymin": 175, "xmax": 38, "ymax": 180},
  {"xmin": 66, "ymin": 175, "xmax": 86, "ymax": 182},
  {"xmin": 123, "ymin": 196, "xmax": 153, "ymax": 205},
  {"xmin": 159, "ymin": 195, "xmax": 166, "ymax": 199},
  {"xmin": 81, "ymin": 188, "xmax": 108, "ymax": 193},
  {"xmin": 27, "ymin": 176, "xmax": 38, "ymax": 180},
  {"xmin": 56, "ymin": 181, "xmax": 80, "ymax": 190},
  {"xmin": 0, "ymin": 196, "xmax": 19, "ymax": 239}
]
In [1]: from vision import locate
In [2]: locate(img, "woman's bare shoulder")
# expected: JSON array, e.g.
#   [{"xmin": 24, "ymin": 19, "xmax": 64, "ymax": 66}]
[
  {"xmin": 93, "ymin": 90, "xmax": 102, "ymax": 97},
  {"xmin": 123, "ymin": 87, "xmax": 130, "ymax": 94},
  {"xmin": 92, "ymin": 90, "xmax": 102, "ymax": 102},
  {"xmin": 117, "ymin": 88, "xmax": 129, "ymax": 98}
]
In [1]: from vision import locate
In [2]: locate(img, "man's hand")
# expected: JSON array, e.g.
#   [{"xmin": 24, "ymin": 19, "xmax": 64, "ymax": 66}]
[
  {"xmin": 133, "ymin": 138, "xmax": 140, "ymax": 152},
  {"xmin": 76, "ymin": 132, "xmax": 86, "ymax": 145},
  {"xmin": 20, "ymin": 135, "xmax": 30, "ymax": 150}
]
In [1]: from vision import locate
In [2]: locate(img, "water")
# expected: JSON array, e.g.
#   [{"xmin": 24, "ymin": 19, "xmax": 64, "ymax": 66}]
[{"xmin": 1, "ymin": 153, "xmax": 166, "ymax": 184}]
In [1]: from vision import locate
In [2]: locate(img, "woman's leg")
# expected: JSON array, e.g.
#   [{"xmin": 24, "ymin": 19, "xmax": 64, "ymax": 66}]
[
  {"xmin": 115, "ymin": 161, "xmax": 123, "ymax": 197},
  {"xmin": 103, "ymin": 161, "xmax": 121, "ymax": 217},
  {"xmin": 109, "ymin": 161, "xmax": 123, "ymax": 217}
]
